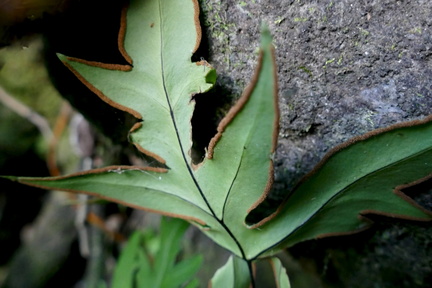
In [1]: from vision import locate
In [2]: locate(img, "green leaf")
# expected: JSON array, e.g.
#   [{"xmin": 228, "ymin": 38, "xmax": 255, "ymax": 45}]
[
  {"xmin": 112, "ymin": 217, "xmax": 202, "ymax": 288},
  {"xmin": 136, "ymin": 244, "xmax": 153, "ymax": 288},
  {"xmin": 247, "ymin": 117, "xmax": 432, "ymax": 258},
  {"xmin": 184, "ymin": 279, "xmax": 200, "ymax": 288},
  {"xmin": 155, "ymin": 217, "xmax": 202, "ymax": 288},
  {"xmin": 10, "ymin": 1, "xmax": 279, "ymax": 259},
  {"xmin": 111, "ymin": 231, "xmax": 142, "ymax": 288},
  {"xmin": 209, "ymin": 255, "xmax": 251, "ymax": 288},
  {"xmin": 16, "ymin": 0, "xmax": 224, "ymax": 234},
  {"xmin": 162, "ymin": 255, "xmax": 203, "ymax": 288},
  {"xmin": 268, "ymin": 257, "xmax": 290, "ymax": 288},
  {"xmin": 4, "ymin": 0, "xmax": 432, "ymax": 273}
]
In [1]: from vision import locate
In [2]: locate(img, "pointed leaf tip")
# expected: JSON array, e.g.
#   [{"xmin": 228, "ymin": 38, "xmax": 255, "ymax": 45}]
[
  {"xmin": 1, "ymin": 175, "xmax": 19, "ymax": 181},
  {"xmin": 260, "ymin": 23, "xmax": 273, "ymax": 48}
]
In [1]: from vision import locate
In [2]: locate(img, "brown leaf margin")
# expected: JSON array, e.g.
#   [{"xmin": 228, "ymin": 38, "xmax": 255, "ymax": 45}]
[
  {"xmin": 251, "ymin": 114, "xmax": 432, "ymax": 231},
  {"xmin": 305, "ymin": 169, "xmax": 432, "ymax": 240},
  {"xmin": 192, "ymin": 0, "xmax": 202, "ymax": 53},
  {"xmin": 62, "ymin": 61, "xmax": 141, "ymax": 120},
  {"xmin": 205, "ymin": 47, "xmax": 275, "ymax": 159},
  {"xmin": 14, "ymin": 165, "xmax": 209, "ymax": 226},
  {"xmin": 246, "ymin": 45, "xmax": 280, "ymax": 222},
  {"xmin": 129, "ymin": 122, "xmax": 167, "ymax": 165},
  {"xmin": 268, "ymin": 257, "xmax": 289, "ymax": 288},
  {"xmin": 61, "ymin": 4, "xmax": 140, "ymax": 118},
  {"xmin": 65, "ymin": 4, "xmax": 133, "ymax": 71},
  {"xmin": 62, "ymin": 0, "xmax": 205, "ymax": 166},
  {"xmin": 205, "ymin": 39, "xmax": 279, "ymax": 228}
]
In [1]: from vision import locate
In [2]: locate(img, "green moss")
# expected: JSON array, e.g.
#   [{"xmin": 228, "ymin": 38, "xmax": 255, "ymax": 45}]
[
  {"xmin": 408, "ymin": 27, "xmax": 422, "ymax": 34},
  {"xmin": 293, "ymin": 17, "xmax": 308, "ymax": 22},
  {"xmin": 358, "ymin": 27, "xmax": 370, "ymax": 36},
  {"xmin": 298, "ymin": 66, "xmax": 313, "ymax": 77},
  {"xmin": 323, "ymin": 58, "xmax": 335, "ymax": 69},
  {"xmin": 199, "ymin": 0, "xmax": 236, "ymax": 67},
  {"xmin": 274, "ymin": 16, "xmax": 285, "ymax": 25}
]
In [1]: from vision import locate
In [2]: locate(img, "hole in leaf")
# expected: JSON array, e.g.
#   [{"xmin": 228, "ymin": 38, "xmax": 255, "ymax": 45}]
[
  {"xmin": 245, "ymin": 196, "xmax": 281, "ymax": 227},
  {"xmin": 191, "ymin": 84, "xmax": 236, "ymax": 164}
]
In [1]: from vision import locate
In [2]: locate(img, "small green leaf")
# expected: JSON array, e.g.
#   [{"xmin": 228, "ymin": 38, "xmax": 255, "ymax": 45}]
[
  {"xmin": 111, "ymin": 231, "xmax": 143, "ymax": 288},
  {"xmin": 136, "ymin": 247, "xmax": 153, "ymax": 288},
  {"xmin": 209, "ymin": 255, "xmax": 251, "ymax": 288},
  {"xmin": 113, "ymin": 217, "xmax": 201, "ymax": 288},
  {"xmin": 183, "ymin": 279, "xmax": 200, "ymax": 288},
  {"xmin": 162, "ymin": 255, "xmax": 203, "ymax": 288},
  {"xmin": 269, "ymin": 257, "xmax": 290, "ymax": 288},
  {"xmin": 154, "ymin": 217, "xmax": 191, "ymax": 287}
]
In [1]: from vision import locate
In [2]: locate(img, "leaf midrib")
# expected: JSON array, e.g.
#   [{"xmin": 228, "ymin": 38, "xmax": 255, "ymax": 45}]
[
  {"xmin": 156, "ymin": 0, "xmax": 248, "ymax": 261},
  {"xmin": 157, "ymin": 0, "xmax": 215, "ymax": 217},
  {"xmin": 94, "ymin": 180, "xmax": 213, "ymax": 214},
  {"xmin": 221, "ymin": 105, "xmax": 262, "ymax": 221}
]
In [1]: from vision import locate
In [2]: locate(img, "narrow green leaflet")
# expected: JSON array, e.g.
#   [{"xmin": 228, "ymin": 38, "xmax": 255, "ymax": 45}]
[
  {"xmin": 156, "ymin": 217, "xmax": 202, "ymax": 288},
  {"xmin": 209, "ymin": 255, "xmax": 251, "ymax": 288},
  {"xmin": 5, "ymin": 0, "xmax": 432, "ymax": 274},
  {"xmin": 112, "ymin": 217, "xmax": 202, "ymax": 288},
  {"xmin": 111, "ymin": 230, "xmax": 141, "ymax": 288},
  {"xmin": 244, "ymin": 117, "xmax": 432, "ymax": 259},
  {"xmin": 268, "ymin": 257, "xmax": 290, "ymax": 288}
]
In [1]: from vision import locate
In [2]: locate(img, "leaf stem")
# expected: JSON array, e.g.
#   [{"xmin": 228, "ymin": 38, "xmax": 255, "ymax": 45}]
[{"xmin": 247, "ymin": 260, "xmax": 256, "ymax": 288}]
